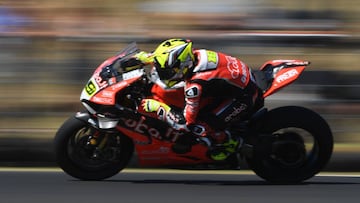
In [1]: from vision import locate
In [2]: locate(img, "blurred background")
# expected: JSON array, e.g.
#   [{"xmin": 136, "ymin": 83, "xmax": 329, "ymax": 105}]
[{"xmin": 0, "ymin": 0, "xmax": 359, "ymax": 170}]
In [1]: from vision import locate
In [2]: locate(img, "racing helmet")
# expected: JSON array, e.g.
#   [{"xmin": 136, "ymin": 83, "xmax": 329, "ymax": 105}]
[{"xmin": 153, "ymin": 39, "xmax": 195, "ymax": 87}]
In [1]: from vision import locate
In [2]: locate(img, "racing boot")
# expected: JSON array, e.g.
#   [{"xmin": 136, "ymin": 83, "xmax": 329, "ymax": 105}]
[
  {"xmin": 209, "ymin": 131, "xmax": 243, "ymax": 161},
  {"xmin": 188, "ymin": 122, "xmax": 242, "ymax": 161}
]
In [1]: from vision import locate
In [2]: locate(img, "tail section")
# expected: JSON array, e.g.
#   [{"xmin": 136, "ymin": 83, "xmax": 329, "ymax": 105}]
[{"xmin": 253, "ymin": 60, "xmax": 310, "ymax": 98}]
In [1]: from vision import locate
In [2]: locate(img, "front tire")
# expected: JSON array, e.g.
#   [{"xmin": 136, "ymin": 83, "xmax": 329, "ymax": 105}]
[
  {"xmin": 54, "ymin": 115, "xmax": 134, "ymax": 180},
  {"xmin": 246, "ymin": 106, "xmax": 333, "ymax": 184}
]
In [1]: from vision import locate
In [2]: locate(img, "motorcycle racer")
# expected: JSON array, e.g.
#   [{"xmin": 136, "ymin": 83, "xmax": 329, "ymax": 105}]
[
  {"xmin": 122, "ymin": 39, "xmax": 264, "ymax": 160},
  {"xmin": 56, "ymin": 40, "xmax": 332, "ymax": 182}
]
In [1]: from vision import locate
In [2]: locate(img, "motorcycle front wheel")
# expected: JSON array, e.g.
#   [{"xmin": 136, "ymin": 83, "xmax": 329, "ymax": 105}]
[
  {"xmin": 246, "ymin": 106, "xmax": 333, "ymax": 184},
  {"xmin": 54, "ymin": 115, "xmax": 134, "ymax": 180}
]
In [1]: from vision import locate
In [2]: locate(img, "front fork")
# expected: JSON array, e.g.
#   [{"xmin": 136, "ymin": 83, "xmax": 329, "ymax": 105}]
[{"xmin": 75, "ymin": 111, "xmax": 121, "ymax": 160}]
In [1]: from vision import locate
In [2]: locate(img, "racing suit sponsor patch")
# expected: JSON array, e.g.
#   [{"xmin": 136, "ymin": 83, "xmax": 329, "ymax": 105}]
[{"xmin": 206, "ymin": 50, "xmax": 218, "ymax": 69}]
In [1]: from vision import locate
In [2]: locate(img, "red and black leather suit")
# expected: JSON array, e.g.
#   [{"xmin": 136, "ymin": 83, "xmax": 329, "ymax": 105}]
[{"xmin": 180, "ymin": 49, "xmax": 264, "ymax": 132}]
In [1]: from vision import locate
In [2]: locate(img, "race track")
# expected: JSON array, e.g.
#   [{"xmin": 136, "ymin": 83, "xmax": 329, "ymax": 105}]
[{"xmin": 0, "ymin": 168, "xmax": 359, "ymax": 203}]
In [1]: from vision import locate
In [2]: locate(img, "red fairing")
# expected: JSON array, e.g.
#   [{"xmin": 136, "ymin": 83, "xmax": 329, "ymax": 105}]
[
  {"xmin": 116, "ymin": 118, "xmax": 211, "ymax": 167},
  {"xmin": 135, "ymin": 139, "xmax": 211, "ymax": 167},
  {"xmin": 260, "ymin": 59, "xmax": 309, "ymax": 71},
  {"xmin": 90, "ymin": 77, "xmax": 141, "ymax": 105},
  {"xmin": 263, "ymin": 66, "xmax": 306, "ymax": 98}
]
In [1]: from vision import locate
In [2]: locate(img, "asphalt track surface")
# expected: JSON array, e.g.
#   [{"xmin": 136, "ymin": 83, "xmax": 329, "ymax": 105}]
[{"xmin": 1, "ymin": 168, "xmax": 359, "ymax": 203}]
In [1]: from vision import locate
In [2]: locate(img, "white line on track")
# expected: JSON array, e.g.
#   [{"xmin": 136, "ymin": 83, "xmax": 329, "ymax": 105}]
[
  {"xmin": 317, "ymin": 172, "xmax": 360, "ymax": 178},
  {"xmin": 0, "ymin": 167, "xmax": 63, "ymax": 172},
  {"xmin": 0, "ymin": 167, "xmax": 360, "ymax": 178}
]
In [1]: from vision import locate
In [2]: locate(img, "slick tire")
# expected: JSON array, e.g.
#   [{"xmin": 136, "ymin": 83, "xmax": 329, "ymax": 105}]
[
  {"xmin": 54, "ymin": 115, "xmax": 134, "ymax": 180},
  {"xmin": 246, "ymin": 106, "xmax": 333, "ymax": 184}
]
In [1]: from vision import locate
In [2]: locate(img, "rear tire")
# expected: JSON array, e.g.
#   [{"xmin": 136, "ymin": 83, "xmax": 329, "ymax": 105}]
[
  {"xmin": 54, "ymin": 115, "xmax": 134, "ymax": 180},
  {"xmin": 246, "ymin": 106, "xmax": 333, "ymax": 184}
]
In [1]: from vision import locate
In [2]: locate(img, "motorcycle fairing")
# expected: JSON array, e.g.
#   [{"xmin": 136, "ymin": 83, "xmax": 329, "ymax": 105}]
[
  {"xmin": 263, "ymin": 66, "xmax": 306, "ymax": 97},
  {"xmin": 134, "ymin": 141, "xmax": 211, "ymax": 167},
  {"xmin": 115, "ymin": 116, "xmax": 211, "ymax": 167},
  {"xmin": 80, "ymin": 54, "xmax": 119, "ymax": 102},
  {"xmin": 257, "ymin": 60, "xmax": 309, "ymax": 97},
  {"xmin": 81, "ymin": 68, "xmax": 144, "ymax": 105},
  {"xmin": 80, "ymin": 42, "xmax": 142, "ymax": 105}
]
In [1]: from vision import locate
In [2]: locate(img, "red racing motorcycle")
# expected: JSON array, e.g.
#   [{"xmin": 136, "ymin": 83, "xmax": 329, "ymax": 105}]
[{"xmin": 54, "ymin": 42, "xmax": 333, "ymax": 183}]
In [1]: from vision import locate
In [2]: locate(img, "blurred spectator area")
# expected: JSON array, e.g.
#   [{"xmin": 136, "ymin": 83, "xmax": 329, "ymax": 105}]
[
  {"xmin": 0, "ymin": 0, "xmax": 359, "ymax": 161},
  {"xmin": 140, "ymin": 0, "xmax": 341, "ymax": 32},
  {"xmin": 0, "ymin": 0, "xmax": 359, "ymax": 37}
]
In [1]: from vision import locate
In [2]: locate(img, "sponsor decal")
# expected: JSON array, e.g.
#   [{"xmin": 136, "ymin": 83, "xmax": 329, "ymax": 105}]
[
  {"xmin": 224, "ymin": 104, "xmax": 247, "ymax": 122},
  {"xmin": 276, "ymin": 69, "xmax": 299, "ymax": 83},
  {"xmin": 122, "ymin": 69, "xmax": 144, "ymax": 80},
  {"xmin": 207, "ymin": 51, "xmax": 218, "ymax": 64},
  {"xmin": 240, "ymin": 61, "xmax": 248, "ymax": 84},
  {"xmin": 225, "ymin": 56, "xmax": 248, "ymax": 84},
  {"xmin": 111, "ymin": 81, "xmax": 128, "ymax": 90},
  {"xmin": 100, "ymin": 90, "xmax": 114, "ymax": 98},
  {"xmin": 92, "ymin": 96, "xmax": 113, "ymax": 104},
  {"xmin": 206, "ymin": 51, "xmax": 218, "ymax": 69},
  {"xmin": 225, "ymin": 56, "xmax": 240, "ymax": 79},
  {"xmin": 285, "ymin": 61, "xmax": 308, "ymax": 66},
  {"xmin": 122, "ymin": 118, "xmax": 183, "ymax": 142},
  {"xmin": 94, "ymin": 74, "xmax": 108, "ymax": 88}
]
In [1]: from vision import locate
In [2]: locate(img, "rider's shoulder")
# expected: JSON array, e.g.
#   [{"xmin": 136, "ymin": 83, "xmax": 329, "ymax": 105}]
[{"xmin": 193, "ymin": 49, "xmax": 219, "ymax": 73}]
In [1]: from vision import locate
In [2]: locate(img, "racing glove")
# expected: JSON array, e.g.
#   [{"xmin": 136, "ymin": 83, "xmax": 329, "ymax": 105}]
[
  {"xmin": 136, "ymin": 51, "xmax": 153, "ymax": 64},
  {"xmin": 141, "ymin": 99, "xmax": 189, "ymax": 131},
  {"xmin": 120, "ymin": 51, "xmax": 153, "ymax": 72}
]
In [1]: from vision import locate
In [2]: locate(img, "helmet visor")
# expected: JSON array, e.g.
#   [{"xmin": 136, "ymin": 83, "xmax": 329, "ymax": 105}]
[{"xmin": 154, "ymin": 59, "xmax": 181, "ymax": 80}]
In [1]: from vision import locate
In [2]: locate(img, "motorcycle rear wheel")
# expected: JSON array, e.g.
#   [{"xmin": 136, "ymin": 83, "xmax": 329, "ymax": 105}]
[
  {"xmin": 54, "ymin": 115, "xmax": 134, "ymax": 180},
  {"xmin": 246, "ymin": 106, "xmax": 333, "ymax": 184}
]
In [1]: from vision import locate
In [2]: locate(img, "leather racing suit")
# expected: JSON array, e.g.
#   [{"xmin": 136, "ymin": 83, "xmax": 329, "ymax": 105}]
[{"xmin": 184, "ymin": 49, "xmax": 262, "ymax": 127}]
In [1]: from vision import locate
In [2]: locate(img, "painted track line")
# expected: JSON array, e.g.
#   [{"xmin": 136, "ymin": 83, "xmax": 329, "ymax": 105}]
[{"xmin": 0, "ymin": 167, "xmax": 360, "ymax": 177}]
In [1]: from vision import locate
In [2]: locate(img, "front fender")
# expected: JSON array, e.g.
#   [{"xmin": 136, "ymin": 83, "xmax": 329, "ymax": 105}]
[
  {"xmin": 74, "ymin": 111, "xmax": 100, "ymax": 128},
  {"xmin": 75, "ymin": 111, "xmax": 91, "ymax": 122},
  {"xmin": 74, "ymin": 111, "xmax": 120, "ymax": 129}
]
